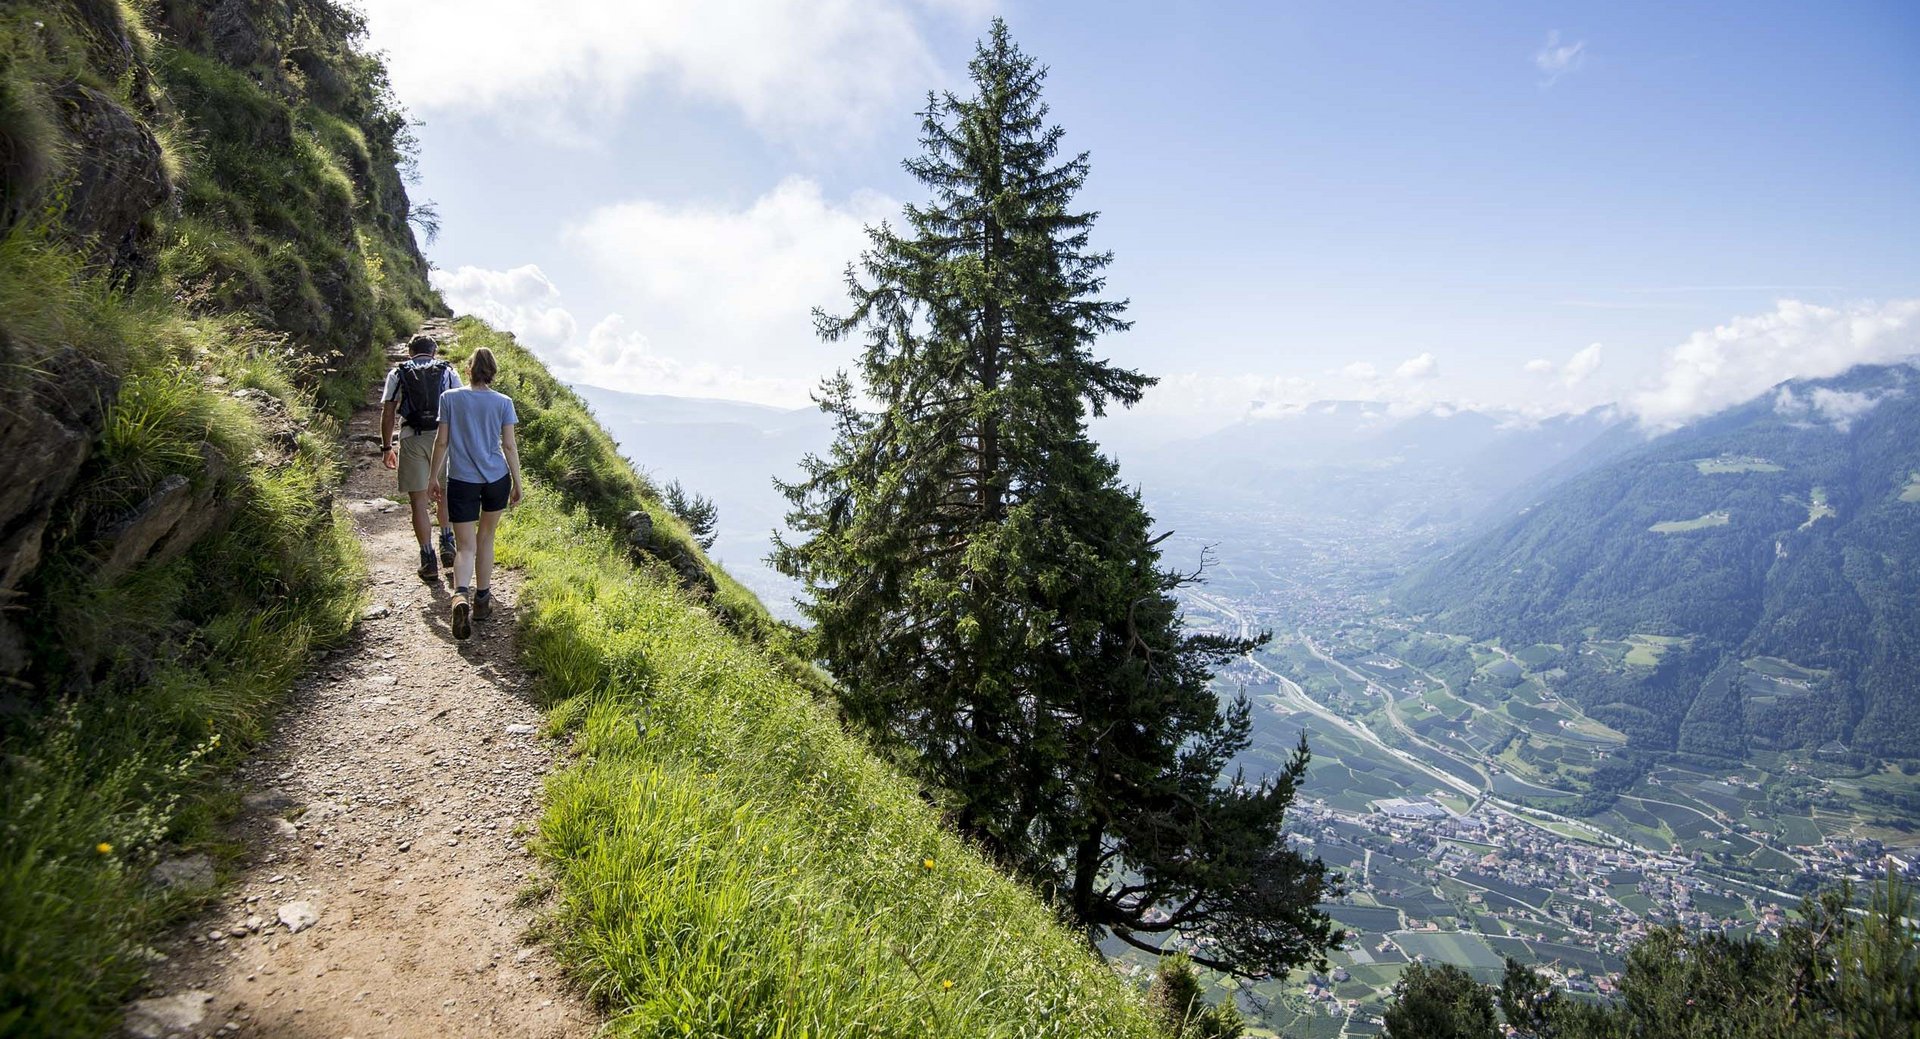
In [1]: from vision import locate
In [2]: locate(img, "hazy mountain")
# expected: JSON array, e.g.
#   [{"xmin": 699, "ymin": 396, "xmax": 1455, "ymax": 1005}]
[
  {"xmin": 1397, "ymin": 362, "xmax": 1920, "ymax": 763},
  {"xmin": 570, "ymin": 383, "xmax": 835, "ymax": 619},
  {"xmin": 1124, "ymin": 401, "xmax": 1630, "ymax": 536}
]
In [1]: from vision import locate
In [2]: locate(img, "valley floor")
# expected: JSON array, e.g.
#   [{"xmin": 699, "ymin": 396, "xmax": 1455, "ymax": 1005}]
[{"xmin": 123, "ymin": 347, "xmax": 593, "ymax": 1038}]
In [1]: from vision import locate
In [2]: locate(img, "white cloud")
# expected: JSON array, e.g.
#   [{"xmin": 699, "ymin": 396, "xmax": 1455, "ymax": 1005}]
[
  {"xmin": 434, "ymin": 265, "xmax": 577, "ymax": 350},
  {"xmin": 1631, "ymin": 298, "xmax": 1920, "ymax": 428},
  {"xmin": 434, "ymin": 178, "xmax": 896, "ymax": 405},
  {"xmin": 358, "ymin": 0, "xmax": 978, "ymax": 143},
  {"xmin": 1523, "ymin": 358, "xmax": 1556, "ymax": 375},
  {"xmin": 562, "ymin": 176, "xmax": 896, "ymax": 398},
  {"xmin": 1772, "ymin": 385, "xmax": 1901, "ymax": 433},
  {"xmin": 1395, "ymin": 352, "xmax": 1439, "ymax": 380},
  {"xmin": 1533, "ymin": 30, "xmax": 1587, "ymax": 85},
  {"xmin": 1562, "ymin": 342, "xmax": 1604, "ymax": 386},
  {"xmin": 1341, "ymin": 361, "xmax": 1380, "ymax": 382}
]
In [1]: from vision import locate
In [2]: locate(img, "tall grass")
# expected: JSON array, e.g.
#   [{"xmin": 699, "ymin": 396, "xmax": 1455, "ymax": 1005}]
[
  {"xmin": 0, "ymin": 219, "xmax": 365, "ymax": 1034},
  {"xmin": 443, "ymin": 318, "xmax": 786, "ymax": 647},
  {"xmin": 502, "ymin": 489, "xmax": 1162, "ymax": 1038}
]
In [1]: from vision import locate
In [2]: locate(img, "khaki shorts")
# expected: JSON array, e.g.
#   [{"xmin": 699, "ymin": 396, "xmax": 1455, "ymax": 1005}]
[{"xmin": 396, "ymin": 432, "xmax": 441, "ymax": 493}]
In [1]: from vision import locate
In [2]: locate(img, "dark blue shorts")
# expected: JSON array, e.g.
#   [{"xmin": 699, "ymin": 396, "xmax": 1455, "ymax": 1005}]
[{"xmin": 446, "ymin": 475, "xmax": 510, "ymax": 523}]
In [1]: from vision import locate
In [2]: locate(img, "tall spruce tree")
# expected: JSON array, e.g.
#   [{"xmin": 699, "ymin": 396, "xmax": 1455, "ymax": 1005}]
[{"xmin": 773, "ymin": 19, "xmax": 1338, "ymax": 978}]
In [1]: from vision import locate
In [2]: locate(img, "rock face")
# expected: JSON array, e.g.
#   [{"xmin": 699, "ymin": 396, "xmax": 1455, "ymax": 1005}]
[
  {"xmin": 96, "ymin": 443, "xmax": 234, "ymax": 582},
  {"xmin": 50, "ymin": 82, "xmax": 173, "ymax": 281},
  {"xmin": 0, "ymin": 349, "xmax": 120, "ymax": 675}
]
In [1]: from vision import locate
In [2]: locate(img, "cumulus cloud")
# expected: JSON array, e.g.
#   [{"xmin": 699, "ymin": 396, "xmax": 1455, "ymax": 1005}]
[
  {"xmin": 357, "ymin": 0, "xmax": 980, "ymax": 142},
  {"xmin": 434, "ymin": 265, "xmax": 577, "ymax": 350},
  {"xmin": 434, "ymin": 266, "xmax": 814, "ymax": 406},
  {"xmin": 1631, "ymin": 298, "xmax": 1920, "ymax": 428},
  {"xmin": 1772, "ymin": 385, "xmax": 1902, "ymax": 433},
  {"xmin": 1523, "ymin": 358, "xmax": 1556, "ymax": 375},
  {"xmin": 1534, "ymin": 30, "xmax": 1587, "ymax": 85},
  {"xmin": 1562, "ymin": 343, "xmax": 1604, "ymax": 386},
  {"xmin": 1341, "ymin": 361, "xmax": 1380, "ymax": 381},
  {"xmin": 434, "ymin": 178, "xmax": 896, "ymax": 405},
  {"xmin": 1395, "ymin": 352, "xmax": 1439, "ymax": 380}
]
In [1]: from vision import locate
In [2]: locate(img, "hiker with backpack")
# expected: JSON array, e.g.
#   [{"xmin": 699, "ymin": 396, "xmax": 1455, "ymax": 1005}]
[
  {"xmin": 381, "ymin": 334, "xmax": 462, "ymax": 578},
  {"xmin": 428, "ymin": 346, "xmax": 523, "ymax": 640}
]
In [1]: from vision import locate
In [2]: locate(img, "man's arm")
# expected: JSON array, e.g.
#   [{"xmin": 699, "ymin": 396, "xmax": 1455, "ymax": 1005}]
[{"xmin": 381, "ymin": 400, "xmax": 399, "ymax": 469}]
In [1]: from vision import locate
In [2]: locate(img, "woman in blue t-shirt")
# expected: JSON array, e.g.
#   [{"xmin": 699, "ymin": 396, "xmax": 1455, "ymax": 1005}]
[{"xmin": 429, "ymin": 347, "xmax": 525, "ymax": 640}]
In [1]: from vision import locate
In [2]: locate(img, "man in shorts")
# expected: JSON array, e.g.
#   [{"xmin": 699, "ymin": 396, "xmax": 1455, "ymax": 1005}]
[{"xmin": 380, "ymin": 334, "xmax": 462, "ymax": 578}]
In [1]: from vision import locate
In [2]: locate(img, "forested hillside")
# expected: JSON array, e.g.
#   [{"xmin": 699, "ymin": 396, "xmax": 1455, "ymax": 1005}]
[
  {"xmin": 1399, "ymin": 363, "xmax": 1920, "ymax": 765},
  {"xmin": 0, "ymin": 0, "xmax": 437, "ymax": 1028}
]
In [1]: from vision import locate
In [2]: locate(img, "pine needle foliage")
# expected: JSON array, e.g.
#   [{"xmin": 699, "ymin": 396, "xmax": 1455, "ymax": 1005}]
[{"xmin": 773, "ymin": 19, "xmax": 1338, "ymax": 978}]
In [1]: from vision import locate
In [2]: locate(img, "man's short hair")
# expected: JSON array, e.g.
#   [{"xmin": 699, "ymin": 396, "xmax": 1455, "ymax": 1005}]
[{"xmin": 408, "ymin": 334, "xmax": 438, "ymax": 355}]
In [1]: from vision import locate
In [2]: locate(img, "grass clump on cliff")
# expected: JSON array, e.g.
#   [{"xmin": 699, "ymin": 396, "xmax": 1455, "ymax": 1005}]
[
  {"xmin": 500, "ymin": 486, "xmax": 1163, "ymax": 1037},
  {"xmin": 0, "ymin": 218, "xmax": 365, "ymax": 1035},
  {"xmin": 440, "ymin": 317, "xmax": 783, "ymax": 647},
  {"xmin": 1, "ymin": 0, "xmax": 432, "ymax": 1030}
]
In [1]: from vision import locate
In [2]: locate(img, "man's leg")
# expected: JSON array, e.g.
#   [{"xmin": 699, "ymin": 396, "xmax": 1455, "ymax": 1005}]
[
  {"xmin": 408, "ymin": 490, "xmax": 434, "ymax": 547},
  {"xmin": 435, "ymin": 458, "xmax": 456, "ymax": 567}
]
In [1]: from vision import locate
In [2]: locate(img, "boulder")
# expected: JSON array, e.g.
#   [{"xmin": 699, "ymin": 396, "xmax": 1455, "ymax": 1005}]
[
  {"xmin": 121, "ymin": 990, "xmax": 212, "ymax": 1039},
  {"xmin": 0, "ymin": 349, "xmax": 119, "ymax": 594},
  {"xmin": 96, "ymin": 444, "xmax": 234, "ymax": 581},
  {"xmin": 50, "ymin": 83, "xmax": 172, "ymax": 281},
  {"xmin": 148, "ymin": 853, "xmax": 216, "ymax": 892}
]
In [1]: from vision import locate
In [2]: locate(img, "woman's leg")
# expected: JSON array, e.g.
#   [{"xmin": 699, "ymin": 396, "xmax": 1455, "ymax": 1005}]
[
  {"xmin": 453, "ymin": 520, "xmax": 478, "ymax": 591},
  {"xmin": 475, "ymin": 508, "xmax": 504, "ymax": 592}
]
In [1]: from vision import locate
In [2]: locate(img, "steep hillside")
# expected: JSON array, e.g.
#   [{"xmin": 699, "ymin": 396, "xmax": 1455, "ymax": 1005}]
[
  {"xmin": 0, "ymin": 0, "xmax": 437, "ymax": 1029},
  {"xmin": 1398, "ymin": 362, "xmax": 1920, "ymax": 766},
  {"xmin": 447, "ymin": 320, "xmax": 1170, "ymax": 1037}
]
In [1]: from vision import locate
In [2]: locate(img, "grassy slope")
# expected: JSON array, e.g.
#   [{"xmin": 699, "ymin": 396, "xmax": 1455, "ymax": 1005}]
[
  {"xmin": 0, "ymin": 1, "xmax": 436, "ymax": 1031},
  {"xmin": 455, "ymin": 317, "xmax": 1160, "ymax": 1036}
]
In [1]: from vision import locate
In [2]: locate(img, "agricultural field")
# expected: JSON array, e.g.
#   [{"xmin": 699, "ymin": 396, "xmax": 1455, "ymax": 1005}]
[
  {"xmin": 1649, "ymin": 510, "xmax": 1731, "ymax": 533},
  {"xmin": 1693, "ymin": 455, "xmax": 1785, "ymax": 474}
]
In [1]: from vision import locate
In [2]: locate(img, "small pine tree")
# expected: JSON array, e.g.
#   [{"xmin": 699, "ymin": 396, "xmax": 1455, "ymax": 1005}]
[
  {"xmin": 1147, "ymin": 954, "xmax": 1246, "ymax": 1039},
  {"xmin": 662, "ymin": 479, "xmax": 717, "ymax": 550},
  {"xmin": 1382, "ymin": 962, "xmax": 1500, "ymax": 1039}
]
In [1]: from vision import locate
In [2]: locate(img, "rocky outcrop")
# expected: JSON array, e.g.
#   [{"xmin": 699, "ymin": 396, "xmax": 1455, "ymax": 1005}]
[
  {"xmin": 94, "ymin": 448, "xmax": 232, "ymax": 582},
  {"xmin": 50, "ymin": 82, "xmax": 172, "ymax": 280},
  {"xmin": 0, "ymin": 348, "xmax": 119, "ymax": 675}
]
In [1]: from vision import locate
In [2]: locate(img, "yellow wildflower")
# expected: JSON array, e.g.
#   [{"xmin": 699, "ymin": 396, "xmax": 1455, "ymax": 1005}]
[
  {"xmin": 941, "ymin": 979, "xmax": 954, "ymax": 990},
  {"xmin": 922, "ymin": 857, "xmax": 935, "ymax": 870},
  {"xmin": 96, "ymin": 842, "xmax": 113, "ymax": 854}
]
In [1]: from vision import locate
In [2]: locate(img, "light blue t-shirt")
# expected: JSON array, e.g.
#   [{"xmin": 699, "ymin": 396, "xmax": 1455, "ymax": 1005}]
[{"xmin": 438, "ymin": 387, "xmax": 518, "ymax": 484}]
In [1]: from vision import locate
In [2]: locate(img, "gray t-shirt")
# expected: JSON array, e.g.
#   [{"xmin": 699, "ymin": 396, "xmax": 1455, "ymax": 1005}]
[{"xmin": 437, "ymin": 387, "xmax": 518, "ymax": 484}]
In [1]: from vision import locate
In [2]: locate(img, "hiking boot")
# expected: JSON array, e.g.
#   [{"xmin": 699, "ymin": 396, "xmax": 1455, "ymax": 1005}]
[
  {"xmin": 473, "ymin": 589, "xmax": 493, "ymax": 622},
  {"xmin": 418, "ymin": 546, "xmax": 437, "ymax": 580},
  {"xmin": 439, "ymin": 532, "xmax": 456, "ymax": 569},
  {"xmin": 451, "ymin": 592, "xmax": 472, "ymax": 640}
]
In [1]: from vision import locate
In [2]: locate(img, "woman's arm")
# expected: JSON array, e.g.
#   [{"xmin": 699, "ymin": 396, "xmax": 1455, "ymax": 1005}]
[
  {"xmin": 429, "ymin": 423, "xmax": 451, "ymax": 503},
  {"xmin": 502, "ymin": 423, "xmax": 524, "ymax": 506}
]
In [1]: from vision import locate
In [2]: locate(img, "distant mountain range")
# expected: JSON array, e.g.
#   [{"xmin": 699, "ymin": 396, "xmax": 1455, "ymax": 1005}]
[
  {"xmin": 1397, "ymin": 362, "xmax": 1920, "ymax": 763},
  {"xmin": 1122, "ymin": 400, "xmax": 1636, "ymax": 536},
  {"xmin": 569, "ymin": 384, "xmax": 833, "ymax": 619}
]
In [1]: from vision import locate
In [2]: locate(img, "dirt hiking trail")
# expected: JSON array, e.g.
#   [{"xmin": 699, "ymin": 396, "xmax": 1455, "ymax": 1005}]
[{"xmin": 128, "ymin": 323, "xmax": 595, "ymax": 1038}]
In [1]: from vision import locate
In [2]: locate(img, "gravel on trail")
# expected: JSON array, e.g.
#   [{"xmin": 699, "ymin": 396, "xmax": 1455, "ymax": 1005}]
[{"xmin": 131, "ymin": 334, "xmax": 595, "ymax": 1038}]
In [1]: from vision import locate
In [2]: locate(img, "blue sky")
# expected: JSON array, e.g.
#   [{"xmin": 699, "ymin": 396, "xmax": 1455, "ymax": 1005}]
[{"xmin": 361, "ymin": 0, "xmax": 1920, "ymax": 431}]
